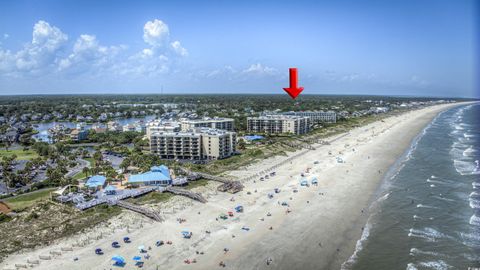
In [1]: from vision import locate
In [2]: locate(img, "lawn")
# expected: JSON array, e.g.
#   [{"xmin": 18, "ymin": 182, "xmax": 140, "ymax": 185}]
[
  {"xmin": 73, "ymin": 171, "xmax": 88, "ymax": 180},
  {"xmin": 3, "ymin": 188, "xmax": 56, "ymax": 211},
  {"xmin": 0, "ymin": 149, "xmax": 39, "ymax": 161}
]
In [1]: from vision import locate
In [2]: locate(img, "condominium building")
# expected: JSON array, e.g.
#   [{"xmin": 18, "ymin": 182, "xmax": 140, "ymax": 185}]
[
  {"xmin": 180, "ymin": 117, "xmax": 234, "ymax": 131},
  {"xmin": 283, "ymin": 111, "xmax": 337, "ymax": 123},
  {"xmin": 146, "ymin": 120, "xmax": 181, "ymax": 138},
  {"xmin": 201, "ymin": 128, "xmax": 237, "ymax": 160},
  {"xmin": 247, "ymin": 115, "xmax": 310, "ymax": 135},
  {"xmin": 150, "ymin": 128, "xmax": 236, "ymax": 160}
]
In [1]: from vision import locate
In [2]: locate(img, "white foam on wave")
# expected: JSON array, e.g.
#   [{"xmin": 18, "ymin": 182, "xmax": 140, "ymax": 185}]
[
  {"xmin": 409, "ymin": 248, "xmax": 444, "ymax": 257},
  {"xmin": 463, "ymin": 147, "xmax": 477, "ymax": 157},
  {"xmin": 340, "ymin": 221, "xmax": 372, "ymax": 270},
  {"xmin": 406, "ymin": 263, "xmax": 418, "ymax": 270},
  {"xmin": 408, "ymin": 227, "xmax": 448, "ymax": 242},
  {"xmin": 459, "ymin": 232, "xmax": 480, "ymax": 248},
  {"xmin": 430, "ymin": 184, "xmax": 436, "ymax": 188},
  {"xmin": 454, "ymin": 160, "xmax": 480, "ymax": 175},
  {"xmin": 417, "ymin": 260, "xmax": 452, "ymax": 270},
  {"xmin": 470, "ymin": 191, "xmax": 480, "ymax": 197},
  {"xmin": 416, "ymin": 204, "xmax": 439, "ymax": 209},
  {"xmin": 432, "ymin": 195, "xmax": 455, "ymax": 202},
  {"xmin": 431, "ymin": 175, "xmax": 437, "ymax": 179},
  {"xmin": 473, "ymin": 182, "xmax": 480, "ymax": 189},
  {"xmin": 470, "ymin": 214, "xmax": 480, "ymax": 226},
  {"xmin": 469, "ymin": 198, "xmax": 480, "ymax": 209},
  {"xmin": 464, "ymin": 133, "xmax": 476, "ymax": 138}
]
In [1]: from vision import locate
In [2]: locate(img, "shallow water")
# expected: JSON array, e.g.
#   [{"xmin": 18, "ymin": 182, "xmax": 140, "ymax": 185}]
[{"xmin": 344, "ymin": 103, "xmax": 480, "ymax": 270}]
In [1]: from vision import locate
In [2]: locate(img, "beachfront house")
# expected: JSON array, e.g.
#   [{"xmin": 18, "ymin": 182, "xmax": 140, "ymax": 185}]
[
  {"xmin": 85, "ymin": 175, "xmax": 107, "ymax": 191},
  {"xmin": 127, "ymin": 165, "xmax": 172, "ymax": 187}
]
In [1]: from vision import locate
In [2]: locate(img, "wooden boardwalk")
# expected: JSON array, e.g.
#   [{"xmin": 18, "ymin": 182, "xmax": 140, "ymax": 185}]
[
  {"xmin": 180, "ymin": 169, "xmax": 244, "ymax": 194},
  {"xmin": 115, "ymin": 200, "xmax": 163, "ymax": 222},
  {"xmin": 165, "ymin": 186, "xmax": 207, "ymax": 203}
]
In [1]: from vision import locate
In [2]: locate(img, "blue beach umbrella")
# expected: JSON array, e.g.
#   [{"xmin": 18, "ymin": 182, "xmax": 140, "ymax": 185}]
[
  {"xmin": 111, "ymin": 255, "xmax": 125, "ymax": 264},
  {"xmin": 133, "ymin": 256, "xmax": 142, "ymax": 261}
]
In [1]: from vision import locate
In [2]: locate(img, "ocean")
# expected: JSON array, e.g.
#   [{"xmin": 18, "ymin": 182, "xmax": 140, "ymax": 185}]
[{"xmin": 343, "ymin": 103, "xmax": 480, "ymax": 270}]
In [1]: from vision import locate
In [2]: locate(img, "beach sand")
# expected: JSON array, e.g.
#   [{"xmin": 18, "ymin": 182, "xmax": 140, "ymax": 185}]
[{"xmin": 0, "ymin": 103, "xmax": 464, "ymax": 270}]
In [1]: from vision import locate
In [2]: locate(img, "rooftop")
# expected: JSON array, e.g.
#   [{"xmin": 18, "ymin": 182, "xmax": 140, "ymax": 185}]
[{"xmin": 85, "ymin": 175, "xmax": 106, "ymax": 188}]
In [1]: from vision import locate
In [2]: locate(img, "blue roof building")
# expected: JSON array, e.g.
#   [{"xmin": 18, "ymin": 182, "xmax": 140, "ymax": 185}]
[
  {"xmin": 127, "ymin": 165, "xmax": 172, "ymax": 186},
  {"xmin": 85, "ymin": 175, "xmax": 107, "ymax": 189}
]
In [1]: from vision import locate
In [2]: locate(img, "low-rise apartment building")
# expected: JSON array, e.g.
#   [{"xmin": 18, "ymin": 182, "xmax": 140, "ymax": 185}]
[{"xmin": 247, "ymin": 115, "xmax": 310, "ymax": 135}]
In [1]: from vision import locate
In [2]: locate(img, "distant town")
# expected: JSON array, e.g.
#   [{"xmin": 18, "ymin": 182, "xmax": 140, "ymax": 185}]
[{"xmin": 0, "ymin": 95, "xmax": 458, "ymax": 194}]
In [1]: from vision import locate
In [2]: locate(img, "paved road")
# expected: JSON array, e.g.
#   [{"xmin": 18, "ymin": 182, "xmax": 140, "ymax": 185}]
[{"xmin": 65, "ymin": 158, "xmax": 90, "ymax": 178}]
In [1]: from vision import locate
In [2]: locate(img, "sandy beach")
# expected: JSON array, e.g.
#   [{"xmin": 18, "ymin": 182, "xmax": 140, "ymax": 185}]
[{"xmin": 0, "ymin": 103, "xmax": 464, "ymax": 270}]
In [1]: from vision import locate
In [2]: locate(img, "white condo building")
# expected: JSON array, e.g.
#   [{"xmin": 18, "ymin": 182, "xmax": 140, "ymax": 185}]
[
  {"xmin": 150, "ymin": 128, "xmax": 236, "ymax": 160},
  {"xmin": 247, "ymin": 115, "xmax": 310, "ymax": 135},
  {"xmin": 283, "ymin": 111, "xmax": 337, "ymax": 123},
  {"xmin": 146, "ymin": 120, "xmax": 181, "ymax": 138},
  {"xmin": 180, "ymin": 117, "xmax": 234, "ymax": 131}
]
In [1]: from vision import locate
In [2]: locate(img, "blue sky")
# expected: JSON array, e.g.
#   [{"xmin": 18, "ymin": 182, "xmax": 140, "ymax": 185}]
[{"xmin": 0, "ymin": 0, "xmax": 478, "ymax": 97}]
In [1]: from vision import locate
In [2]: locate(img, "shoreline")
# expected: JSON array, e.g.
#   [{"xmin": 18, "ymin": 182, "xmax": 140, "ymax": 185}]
[
  {"xmin": 339, "ymin": 103, "xmax": 455, "ymax": 269},
  {"xmin": 0, "ymin": 103, "xmax": 468, "ymax": 270}
]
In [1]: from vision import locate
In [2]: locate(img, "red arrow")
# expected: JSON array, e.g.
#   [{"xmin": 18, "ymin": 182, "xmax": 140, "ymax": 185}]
[{"xmin": 283, "ymin": 68, "xmax": 304, "ymax": 99}]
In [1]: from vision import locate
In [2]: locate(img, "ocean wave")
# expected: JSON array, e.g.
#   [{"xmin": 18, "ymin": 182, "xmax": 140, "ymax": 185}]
[
  {"xmin": 340, "ymin": 221, "xmax": 372, "ymax": 270},
  {"xmin": 463, "ymin": 147, "xmax": 478, "ymax": 157},
  {"xmin": 409, "ymin": 248, "xmax": 444, "ymax": 257},
  {"xmin": 452, "ymin": 142, "xmax": 468, "ymax": 148},
  {"xmin": 473, "ymin": 182, "xmax": 480, "ymax": 189},
  {"xmin": 417, "ymin": 260, "xmax": 452, "ymax": 270},
  {"xmin": 416, "ymin": 204, "xmax": 439, "ymax": 209},
  {"xmin": 459, "ymin": 232, "xmax": 480, "ymax": 248},
  {"xmin": 406, "ymin": 263, "xmax": 418, "ymax": 270},
  {"xmin": 469, "ymin": 191, "xmax": 480, "ymax": 198},
  {"xmin": 432, "ymin": 195, "xmax": 455, "ymax": 202},
  {"xmin": 469, "ymin": 198, "xmax": 480, "ymax": 209},
  {"xmin": 464, "ymin": 133, "xmax": 476, "ymax": 138},
  {"xmin": 469, "ymin": 214, "xmax": 480, "ymax": 226},
  {"xmin": 408, "ymin": 227, "xmax": 448, "ymax": 242},
  {"xmin": 453, "ymin": 160, "xmax": 479, "ymax": 175}
]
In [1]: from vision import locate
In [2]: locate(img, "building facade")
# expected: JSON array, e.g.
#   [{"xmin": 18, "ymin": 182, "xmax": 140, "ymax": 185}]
[
  {"xmin": 283, "ymin": 111, "xmax": 337, "ymax": 123},
  {"xmin": 150, "ymin": 128, "xmax": 236, "ymax": 160},
  {"xmin": 180, "ymin": 118, "xmax": 234, "ymax": 131},
  {"xmin": 247, "ymin": 115, "xmax": 310, "ymax": 135},
  {"xmin": 146, "ymin": 120, "xmax": 181, "ymax": 138}
]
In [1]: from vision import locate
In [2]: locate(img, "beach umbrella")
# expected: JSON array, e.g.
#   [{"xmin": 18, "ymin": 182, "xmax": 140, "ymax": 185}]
[
  {"xmin": 133, "ymin": 256, "xmax": 142, "ymax": 261},
  {"xmin": 111, "ymin": 255, "xmax": 125, "ymax": 264}
]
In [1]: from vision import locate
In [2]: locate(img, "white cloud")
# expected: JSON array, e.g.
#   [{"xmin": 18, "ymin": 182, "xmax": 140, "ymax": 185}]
[
  {"xmin": 171, "ymin": 41, "xmax": 188, "ymax": 56},
  {"xmin": 0, "ymin": 19, "xmax": 187, "ymax": 78},
  {"xmin": 143, "ymin": 19, "xmax": 169, "ymax": 47},
  {"xmin": 242, "ymin": 63, "xmax": 278, "ymax": 76},
  {"xmin": 2, "ymin": 20, "xmax": 69, "ymax": 73},
  {"xmin": 58, "ymin": 34, "xmax": 124, "ymax": 74},
  {"xmin": 3, "ymin": 34, "xmax": 8, "ymax": 39}
]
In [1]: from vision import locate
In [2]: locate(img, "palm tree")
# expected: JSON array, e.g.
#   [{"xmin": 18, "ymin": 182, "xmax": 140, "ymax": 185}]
[{"xmin": 82, "ymin": 166, "xmax": 90, "ymax": 179}]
